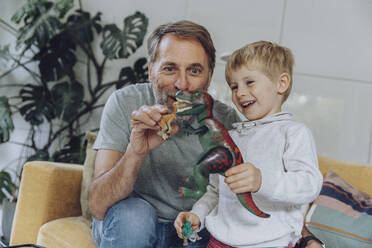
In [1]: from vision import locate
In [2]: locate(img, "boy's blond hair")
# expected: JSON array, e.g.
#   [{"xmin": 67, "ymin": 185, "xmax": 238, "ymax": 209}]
[{"xmin": 225, "ymin": 41, "xmax": 294, "ymax": 102}]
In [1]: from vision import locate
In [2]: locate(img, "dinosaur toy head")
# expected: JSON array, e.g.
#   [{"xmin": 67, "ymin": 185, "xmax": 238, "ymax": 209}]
[{"xmin": 175, "ymin": 90, "xmax": 213, "ymax": 118}]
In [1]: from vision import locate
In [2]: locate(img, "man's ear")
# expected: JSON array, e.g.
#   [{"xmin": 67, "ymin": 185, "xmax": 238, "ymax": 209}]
[
  {"xmin": 204, "ymin": 68, "xmax": 214, "ymax": 90},
  {"xmin": 148, "ymin": 61, "xmax": 152, "ymax": 82},
  {"xmin": 277, "ymin": 73, "xmax": 290, "ymax": 94}
]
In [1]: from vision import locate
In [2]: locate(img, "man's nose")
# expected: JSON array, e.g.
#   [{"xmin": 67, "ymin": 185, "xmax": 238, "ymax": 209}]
[{"xmin": 174, "ymin": 72, "xmax": 189, "ymax": 91}]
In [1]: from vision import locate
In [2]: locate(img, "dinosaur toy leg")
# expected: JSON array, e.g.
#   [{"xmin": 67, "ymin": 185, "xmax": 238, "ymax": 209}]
[
  {"xmin": 179, "ymin": 147, "xmax": 233, "ymax": 199},
  {"xmin": 179, "ymin": 165, "xmax": 209, "ymax": 199}
]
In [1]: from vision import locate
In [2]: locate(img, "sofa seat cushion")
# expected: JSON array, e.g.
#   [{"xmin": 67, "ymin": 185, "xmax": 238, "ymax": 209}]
[{"xmin": 37, "ymin": 216, "xmax": 95, "ymax": 248}]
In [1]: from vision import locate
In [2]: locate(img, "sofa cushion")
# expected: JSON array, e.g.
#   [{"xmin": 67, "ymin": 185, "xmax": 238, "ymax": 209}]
[
  {"xmin": 80, "ymin": 131, "xmax": 97, "ymax": 225},
  {"xmin": 305, "ymin": 170, "xmax": 372, "ymax": 247},
  {"xmin": 37, "ymin": 216, "xmax": 95, "ymax": 248}
]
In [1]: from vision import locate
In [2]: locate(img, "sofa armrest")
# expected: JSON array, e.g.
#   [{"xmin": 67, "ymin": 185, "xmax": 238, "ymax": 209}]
[
  {"xmin": 10, "ymin": 161, "xmax": 83, "ymax": 245},
  {"xmin": 318, "ymin": 156, "xmax": 372, "ymax": 195}
]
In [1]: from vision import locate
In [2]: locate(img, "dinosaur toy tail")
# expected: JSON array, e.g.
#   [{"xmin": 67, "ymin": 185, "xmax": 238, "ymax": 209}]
[{"xmin": 237, "ymin": 192, "xmax": 270, "ymax": 218}]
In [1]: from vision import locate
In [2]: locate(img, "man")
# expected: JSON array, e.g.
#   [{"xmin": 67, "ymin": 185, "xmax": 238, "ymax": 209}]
[
  {"xmin": 88, "ymin": 20, "xmax": 324, "ymax": 248},
  {"xmin": 89, "ymin": 20, "xmax": 240, "ymax": 248}
]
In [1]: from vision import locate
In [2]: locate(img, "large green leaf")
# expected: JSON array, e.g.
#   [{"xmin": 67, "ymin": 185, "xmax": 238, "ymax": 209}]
[
  {"xmin": 0, "ymin": 171, "xmax": 17, "ymax": 203},
  {"xmin": 116, "ymin": 57, "xmax": 148, "ymax": 89},
  {"xmin": 51, "ymin": 81, "xmax": 84, "ymax": 122},
  {"xmin": 101, "ymin": 11, "xmax": 148, "ymax": 59},
  {"xmin": 53, "ymin": 135, "xmax": 84, "ymax": 163},
  {"xmin": 34, "ymin": 31, "xmax": 76, "ymax": 82},
  {"xmin": 65, "ymin": 9, "xmax": 102, "ymax": 44},
  {"xmin": 11, "ymin": 0, "xmax": 74, "ymax": 49},
  {"xmin": 0, "ymin": 97, "xmax": 14, "ymax": 143},
  {"xmin": 19, "ymin": 84, "xmax": 55, "ymax": 125}
]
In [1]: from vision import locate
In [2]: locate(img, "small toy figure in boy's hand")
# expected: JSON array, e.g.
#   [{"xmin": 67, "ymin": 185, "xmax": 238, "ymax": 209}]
[
  {"xmin": 181, "ymin": 220, "xmax": 201, "ymax": 246},
  {"xmin": 182, "ymin": 220, "xmax": 193, "ymax": 246},
  {"xmin": 174, "ymin": 215, "xmax": 201, "ymax": 247}
]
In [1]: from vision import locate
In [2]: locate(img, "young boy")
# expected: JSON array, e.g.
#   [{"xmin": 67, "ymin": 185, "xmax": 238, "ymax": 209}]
[{"xmin": 174, "ymin": 41, "xmax": 323, "ymax": 248}]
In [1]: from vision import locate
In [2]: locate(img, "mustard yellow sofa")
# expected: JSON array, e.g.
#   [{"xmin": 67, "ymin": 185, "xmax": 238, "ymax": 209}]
[{"xmin": 9, "ymin": 157, "xmax": 372, "ymax": 247}]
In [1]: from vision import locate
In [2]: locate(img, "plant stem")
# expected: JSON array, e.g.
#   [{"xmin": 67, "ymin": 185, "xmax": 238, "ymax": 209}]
[
  {"xmin": 0, "ymin": 65, "xmax": 21, "ymax": 80},
  {"xmin": 47, "ymin": 121, "xmax": 53, "ymax": 147},
  {"xmin": 8, "ymin": 141, "xmax": 34, "ymax": 148},
  {"xmin": 94, "ymin": 79, "xmax": 123, "ymax": 99},
  {"xmin": 10, "ymin": 54, "xmax": 41, "ymax": 83},
  {"xmin": 30, "ymin": 127, "xmax": 37, "ymax": 150},
  {"xmin": 45, "ymin": 102, "xmax": 95, "ymax": 149},
  {"xmin": 97, "ymin": 57, "xmax": 107, "ymax": 88},
  {"xmin": 91, "ymin": 104, "xmax": 105, "ymax": 110},
  {"xmin": 0, "ymin": 59, "xmax": 36, "ymax": 81},
  {"xmin": 0, "ymin": 18, "xmax": 17, "ymax": 36},
  {"xmin": 87, "ymin": 55, "xmax": 94, "ymax": 97},
  {"xmin": 0, "ymin": 84, "xmax": 25, "ymax": 88}
]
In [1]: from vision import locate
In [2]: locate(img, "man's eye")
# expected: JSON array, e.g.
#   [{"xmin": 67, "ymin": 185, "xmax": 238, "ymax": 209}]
[
  {"xmin": 246, "ymin": 81, "xmax": 254, "ymax": 85},
  {"xmin": 190, "ymin": 68, "xmax": 201, "ymax": 74},
  {"xmin": 164, "ymin": 67, "xmax": 174, "ymax": 72}
]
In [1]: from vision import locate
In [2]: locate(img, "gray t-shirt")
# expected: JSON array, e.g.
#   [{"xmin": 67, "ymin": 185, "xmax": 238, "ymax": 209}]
[{"xmin": 94, "ymin": 83, "xmax": 241, "ymax": 221}]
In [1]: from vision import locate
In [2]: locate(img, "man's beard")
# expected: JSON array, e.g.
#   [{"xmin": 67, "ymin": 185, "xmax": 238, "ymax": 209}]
[{"xmin": 152, "ymin": 80, "xmax": 195, "ymax": 130}]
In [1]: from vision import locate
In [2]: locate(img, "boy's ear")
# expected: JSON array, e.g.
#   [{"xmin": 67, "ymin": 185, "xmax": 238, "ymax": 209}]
[
  {"xmin": 148, "ymin": 61, "xmax": 152, "ymax": 82},
  {"xmin": 277, "ymin": 73, "xmax": 290, "ymax": 94}
]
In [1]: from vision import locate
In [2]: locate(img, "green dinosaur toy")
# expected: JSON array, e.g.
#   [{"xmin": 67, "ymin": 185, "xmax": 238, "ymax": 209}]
[
  {"xmin": 182, "ymin": 220, "xmax": 200, "ymax": 246},
  {"xmin": 175, "ymin": 89, "xmax": 270, "ymax": 218}
]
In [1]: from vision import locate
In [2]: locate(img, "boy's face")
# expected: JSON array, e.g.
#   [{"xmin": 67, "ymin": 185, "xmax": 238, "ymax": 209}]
[{"xmin": 228, "ymin": 66, "xmax": 284, "ymax": 121}]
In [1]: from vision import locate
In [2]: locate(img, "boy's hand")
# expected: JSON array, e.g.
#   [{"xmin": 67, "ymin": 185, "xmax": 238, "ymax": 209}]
[
  {"xmin": 224, "ymin": 162, "xmax": 262, "ymax": 193},
  {"xmin": 174, "ymin": 212, "xmax": 200, "ymax": 239}
]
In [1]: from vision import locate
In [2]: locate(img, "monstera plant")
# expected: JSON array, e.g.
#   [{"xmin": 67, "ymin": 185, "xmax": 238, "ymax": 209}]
[{"xmin": 0, "ymin": 0, "xmax": 149, "ymax": 202}]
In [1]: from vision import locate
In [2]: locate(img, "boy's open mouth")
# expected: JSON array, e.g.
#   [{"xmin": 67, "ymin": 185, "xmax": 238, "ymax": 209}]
[{"xmin": 241, "ymin": 100, "xmax": 255, "ymax": 108}]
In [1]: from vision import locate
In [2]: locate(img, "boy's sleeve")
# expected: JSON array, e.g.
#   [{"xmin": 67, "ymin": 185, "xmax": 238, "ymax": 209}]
[
  {"xmin": 191, "ymin": 174, "xmax": 219, "ymax": 231},
  {"xmin": 255, "ymin": 124, "xmax": 323, "ymax": 205}
]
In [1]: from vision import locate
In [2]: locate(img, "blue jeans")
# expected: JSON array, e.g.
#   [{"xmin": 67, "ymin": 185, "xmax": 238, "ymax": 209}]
[{"xmin": 92, "ymin": 196, "xmax": 210, "ymax": 248}]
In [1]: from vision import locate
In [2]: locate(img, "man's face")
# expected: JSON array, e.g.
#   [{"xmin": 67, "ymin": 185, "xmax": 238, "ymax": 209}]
[{"xmin": 148, "ymin": 34, "xmax": 212, "ymax": 109}]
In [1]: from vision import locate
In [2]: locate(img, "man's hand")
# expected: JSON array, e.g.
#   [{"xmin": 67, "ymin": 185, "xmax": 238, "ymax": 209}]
[
  {"xmin": 130, "ymin": 104, "xmax": 178, "ymax": 156},
  {"xmin": 224, "ymin": 162, "xmax": 262, "ymax": 193},
  {"xmin": 174, "ymin": 212, "xmax": 200, "ymax": 239},
  {"xmin": 304, "ymin": 240, "xmax": 324, "ymax": 248},
  {"xmin": 300, "ymin": 225, "xmax": 325, "ymax": 248}
]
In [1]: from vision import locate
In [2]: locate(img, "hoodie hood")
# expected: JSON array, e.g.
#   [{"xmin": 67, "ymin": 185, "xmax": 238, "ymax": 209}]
[{"xmin": 232, "ymin": 112, "xmax": 293, "ymax": 131}]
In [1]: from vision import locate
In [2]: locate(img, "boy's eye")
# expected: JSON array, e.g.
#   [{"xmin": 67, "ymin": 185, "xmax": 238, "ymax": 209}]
[
  {"xmin": 246, "ymin": 80, "xmax": 254, "ymax": 85},
  {"xmin": 230, "ymin": 85, "xmax": 238, "ymax": 90}
]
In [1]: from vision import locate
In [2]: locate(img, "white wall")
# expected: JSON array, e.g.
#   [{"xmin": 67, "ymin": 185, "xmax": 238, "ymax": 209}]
[{"xmin": 1, "ymin": 0, "xmax": 372, "ymax": 168}]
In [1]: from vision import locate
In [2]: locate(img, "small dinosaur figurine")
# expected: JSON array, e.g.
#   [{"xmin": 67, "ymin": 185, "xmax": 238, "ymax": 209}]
[
  {"xmin": 175, "ymin": 89, "xmax": 270, "ymax": 218},
  {"xmin": 182, "ymin": 220, "xmax": 201, "ymax": 246},
  {"xmin": 157, "ymin": 102, "xmax": 178, "ymax": 140},
  {"xmin": 131, "ymin": 102, "xmax": 178, "ymax": 140}
]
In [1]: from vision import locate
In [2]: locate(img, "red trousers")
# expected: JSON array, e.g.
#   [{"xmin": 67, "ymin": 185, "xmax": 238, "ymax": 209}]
[{"xmin": 207, "ymin": 235, "xmax": 294, "ymax": 248}]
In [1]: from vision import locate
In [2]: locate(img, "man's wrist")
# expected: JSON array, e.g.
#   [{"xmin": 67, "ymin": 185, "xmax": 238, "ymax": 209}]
[
  {"xmin": 126, "ymin": 143, "xmax": 149, "ymax": 160},
  {"xmin": 300, "ymin": 235, "xmax": 325, "ymax": 248}
]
